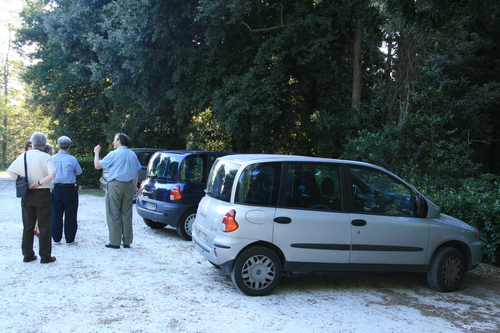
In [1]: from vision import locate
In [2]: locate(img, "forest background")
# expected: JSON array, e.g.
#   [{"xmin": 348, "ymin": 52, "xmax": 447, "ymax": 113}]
[{"xmin": 1, "ymin": 0, "xmax": 499, "ymax": 262}]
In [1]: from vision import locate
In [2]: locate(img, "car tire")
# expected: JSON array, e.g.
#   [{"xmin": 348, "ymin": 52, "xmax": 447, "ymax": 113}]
[
  {"xmin": 143, "ymin": 218, "xmax": 166, "ymax": 229},
  {"xmin": 231, "ymin": 246, "xmax": 282, "ymax": 296},
  {"xmin": 176, "ymin": 208, "xmax": 196, "ymax": 241},
  {"xmin": 427, "ymin": 247, "xmax": 466, "ymax": 292}
]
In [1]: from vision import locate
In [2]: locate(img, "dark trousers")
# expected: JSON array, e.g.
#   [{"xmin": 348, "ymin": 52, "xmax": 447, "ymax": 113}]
[
  {"xmin": 51, "ymin": 185, "xmax": 79, "ymax": 243},
  {"xmin": 21, "ymin": 189, "xmax": 52, "ymax": 260}
]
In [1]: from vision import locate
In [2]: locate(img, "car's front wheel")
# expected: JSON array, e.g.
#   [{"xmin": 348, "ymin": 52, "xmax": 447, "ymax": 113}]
[
  {"xmin": 143, "ymin": 218, "xmax": 166, "ymax": 229},
  {"xmin": 231, "ymin": 246, "xmax": 282, "ymax": 296},
  {"xmin": 176, "ymin": 208, "xmax": 196, "ymax": 240},
  {"xmin": 427, "ymin": 247, "xmax": 466, "ymax": 292}
]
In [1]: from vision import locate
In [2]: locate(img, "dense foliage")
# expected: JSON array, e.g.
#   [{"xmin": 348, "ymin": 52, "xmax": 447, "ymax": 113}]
[
  {"xmin": 75, "ymin": 156, "xmax": 102, "ymax": 189},
  {"xmin": 2, "ymin": 0, "xmax": 499, "ymax": 262},
  {"xmin": 425, "ymin": 174, "xmax": 500, "ymax": 263},
  {"xmin": 9, "ymin": 0, "xmax": 498, "ymax": 172}
]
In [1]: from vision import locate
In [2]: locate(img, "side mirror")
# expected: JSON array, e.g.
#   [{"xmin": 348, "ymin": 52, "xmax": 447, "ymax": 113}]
[{"xmin": 415, "ymin": 193, "xmax": 428, "ymax": 218}]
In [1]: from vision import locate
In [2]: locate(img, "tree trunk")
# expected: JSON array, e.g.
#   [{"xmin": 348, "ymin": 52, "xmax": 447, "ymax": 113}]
[
  {"xmin": 351, "ymin": 23, "xmax": 363, "ymax": 122},
  {"xmin": 1, "ymin": 34, "xmax": 11, "ymax": 166}
]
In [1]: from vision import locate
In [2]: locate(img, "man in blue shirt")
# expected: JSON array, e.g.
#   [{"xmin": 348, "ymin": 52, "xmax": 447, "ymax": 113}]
[
  {"xmin": 51, "ymin": 136, "xmax": 83, "ymax": 245},
  {"xmin": 93, "ymin": 133, "xmax": 141, "ymax": 249}
]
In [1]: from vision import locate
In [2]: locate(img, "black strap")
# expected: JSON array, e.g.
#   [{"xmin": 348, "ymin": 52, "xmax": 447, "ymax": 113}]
[{"xmin": 24, "ymin": 152, "xmax": 28, "ymax": 184}]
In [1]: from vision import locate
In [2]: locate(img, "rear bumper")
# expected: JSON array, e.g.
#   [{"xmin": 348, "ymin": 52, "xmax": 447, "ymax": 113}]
[
  {"xmin": 136, "ymin": 196, "xmax": 190, "ymax": 228},
  {"xmin": 192, "ymin": 223, "xmax": 252, "ymax": 272}
]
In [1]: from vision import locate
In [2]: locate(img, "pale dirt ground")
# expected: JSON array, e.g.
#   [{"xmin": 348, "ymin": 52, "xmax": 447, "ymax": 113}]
[{"xmin": 0, "ymin": 171, "xmax": 499, "ymax": 333}]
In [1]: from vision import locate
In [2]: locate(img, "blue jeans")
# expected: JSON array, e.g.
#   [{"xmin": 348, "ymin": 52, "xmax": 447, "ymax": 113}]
[{"xmin": 51, "ymin": 185, "xmax": 79, "ymax": 243}]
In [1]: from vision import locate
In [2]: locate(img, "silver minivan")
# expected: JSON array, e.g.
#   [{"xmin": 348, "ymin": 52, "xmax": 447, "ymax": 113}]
[{"xmin": 192, "ymin": 154, "xmax": 484, "ymax": 296}]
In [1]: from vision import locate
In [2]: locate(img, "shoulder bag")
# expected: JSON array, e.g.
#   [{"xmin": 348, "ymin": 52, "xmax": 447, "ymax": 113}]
[{"xmin": 16, "ymin": 153, "xmax": 29, "ymax": 197}]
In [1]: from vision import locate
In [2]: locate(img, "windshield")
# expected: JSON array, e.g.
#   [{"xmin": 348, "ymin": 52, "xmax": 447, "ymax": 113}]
[
  {"xmin": 147, "ymin": 153, "xmax": 182, "ymax": 180},
  {"xmin": 206, "ymin": 159, "xmax": 240, "ymax": 202}
]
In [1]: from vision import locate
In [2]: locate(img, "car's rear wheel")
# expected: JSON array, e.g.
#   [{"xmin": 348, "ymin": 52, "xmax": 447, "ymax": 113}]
[
  {"xmin": 176, "ymin": 208, "xmax": 196, "ymax": 240},
  {"xmin": 143, "ymin": 218, "xmax": 166, "ymax": 229},
  {"xmin": 231, "ymin": 246, "xmax": 282, "ymax": 296},
  {"xmin": 427, "ymin": 247, "xmax": 466, "ymax": 292}
]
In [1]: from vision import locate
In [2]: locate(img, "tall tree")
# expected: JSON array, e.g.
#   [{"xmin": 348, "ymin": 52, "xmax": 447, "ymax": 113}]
[
  {"xmin": 1, "ymin": 28, "xmax": 13, "ymax": 166},
  {"xmin": 195, "ymin": 0, "xmax": 383, "ymax": 155},
  {"xmin": 88, "ymin": 0, "xmax": 203, "ymax": 149},
  {"xmin": 17, "ymin": 0, "xmax": 113, "ymax": 155},
  {"xmin": 1, "ymin": 6, "xmax": 42, "ymax": 166},
  {"xmin": 343, "ymin": 0, "xmax": 500, "ymax": 178}
]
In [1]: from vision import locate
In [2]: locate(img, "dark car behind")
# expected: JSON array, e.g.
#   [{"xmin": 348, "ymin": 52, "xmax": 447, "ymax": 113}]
[{"xmin": 136, "ymin": 150, "xmax": 234, "ymax": 240}]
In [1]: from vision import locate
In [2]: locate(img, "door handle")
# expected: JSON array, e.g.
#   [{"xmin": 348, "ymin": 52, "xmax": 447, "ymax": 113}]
[
  {"xmin": 274, "ymin": 217, "xmax": 292, "ymax": 224},
  {"xmin": 351, "ymin": 219, "xmax": 367, "ymax": 226}
]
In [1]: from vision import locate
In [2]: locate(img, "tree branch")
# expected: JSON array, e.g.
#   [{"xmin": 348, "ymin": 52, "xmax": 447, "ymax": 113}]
[
  {"xmin": 240, "ymin": 20, "xmax": 287, "ymax": 32},
  {"xmin": 240, "ymin": 3, "xmax": 287, "ymax": 32}
]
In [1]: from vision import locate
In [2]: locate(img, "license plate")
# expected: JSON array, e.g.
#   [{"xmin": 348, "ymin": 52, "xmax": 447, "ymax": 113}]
[
  {"xmin": 145, "ymin": 202, "xmax": 157, "ymax": 211},
  {"xmin": 200, "ymin": 231, "xmax": 208, "ymax": 242}
]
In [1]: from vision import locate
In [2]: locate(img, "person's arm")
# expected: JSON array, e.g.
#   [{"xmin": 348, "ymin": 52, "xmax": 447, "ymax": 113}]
[
  {"xmin": 30, "ymin": 173, "xmax": 56, "ymax": 190},
  {"xmin": 7, "ymin": 154, "xmax": 22, "ymax": 180},
  {"xmin": 133, "ymin": 172, "xmax": 139, "ymax": 193},
  {"xmin": 94, "ymin": 145, "xmax": 103, "ymax": 169},
  {"xmin": 74, "ymin": 158, "xmax": 83, "ymax": 175},
  {"xmin": 8, "ymin": 171, "xmax": 19, "ymax": 180}
]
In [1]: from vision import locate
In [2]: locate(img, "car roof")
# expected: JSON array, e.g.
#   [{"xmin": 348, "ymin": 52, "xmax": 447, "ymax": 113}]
[
  {"xmin": 130, "ymin": 148, "xmax": 163, "ymax": 152},
  {"xmin": 154, "ymin": 150, "xmax": 235, "ymax": 156},
  {"xmin": 217, "ymin": 154, "xmax": 387, "ymax": 171}
]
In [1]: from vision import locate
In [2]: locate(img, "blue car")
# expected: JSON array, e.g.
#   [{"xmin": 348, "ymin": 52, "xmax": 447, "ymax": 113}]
[{"xmin": 136, "ymin": 150, "xmax": 234, "ymax": 240}]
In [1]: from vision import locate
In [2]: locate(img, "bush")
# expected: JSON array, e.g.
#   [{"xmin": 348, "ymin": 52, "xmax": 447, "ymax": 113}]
[
  {"xmin": 76, "ymin": 157, "xmax": 102, "ymax": 189},
  {"xmin": 424, "ymin": 174, "xmax": 500, "ymax": 264}
]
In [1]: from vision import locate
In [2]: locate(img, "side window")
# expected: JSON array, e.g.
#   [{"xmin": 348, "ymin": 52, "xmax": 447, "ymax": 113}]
[
  {"xmin": 350, "ymin": 167, "xmax": 414, "ymax": 216},
  {"xmin": 235, "ymin": 163, "xmax": 281, "ymax": 206},
  {"xmin": 140, "ymin": 152, "xmax": 154, "ymax": 166},
  {"xmin": 285, "ymin": 163, "xmax": 341, "ymax": 211},
  {"xmin": 208, "ymin": 154, "xmax": 220, "ymax": 167},
  {"xmin": 180, "ymin": 155, "xmax": 205, "ymax": 182}
]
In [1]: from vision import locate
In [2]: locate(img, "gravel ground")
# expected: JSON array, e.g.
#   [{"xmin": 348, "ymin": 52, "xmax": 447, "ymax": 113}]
[{"xmin": 0, "ymin": 172, "xmax": 499, "ymax": 333}]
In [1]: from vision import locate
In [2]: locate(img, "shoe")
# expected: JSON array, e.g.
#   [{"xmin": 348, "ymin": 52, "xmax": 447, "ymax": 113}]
[
  {"xmin": 67, "ymin": 241, "xmax": 77, "ymax": 246},
  {"xmin": 105, "ymin": 244, "xmax": 120, "ymax": 249},
  {"xmin": 23, "ymin": 255, "xmax": 37, "ymax": 262},
  {"xmin": 123, "ymin": 244, "xmax": 130, "ymax": 248},
  {"xmin": 54, "ymin": 241, "xmax": 62, "ymax": 245},
  {"xmin": 40, "ymin": 256, "xmax": 56, "ymax": 264}
]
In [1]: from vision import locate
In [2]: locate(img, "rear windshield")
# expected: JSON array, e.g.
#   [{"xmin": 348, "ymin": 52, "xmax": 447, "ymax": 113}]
[
  {"xmin": 147, "ymin": 153, "xmax": 182, "ymax": 180},
  {"xmin": 206, "ymin": 159, "xmax": 240, "ymax": 202}
]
